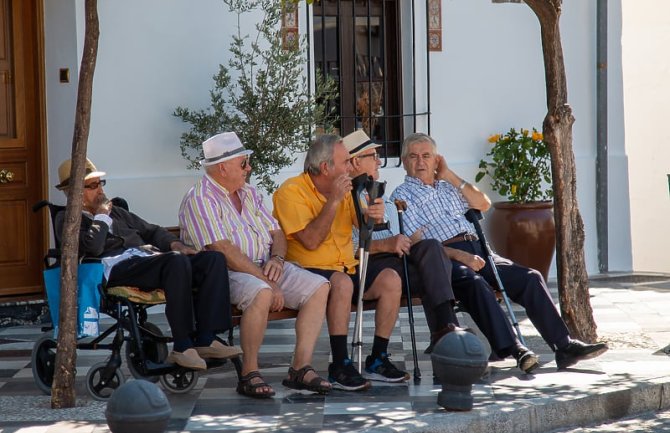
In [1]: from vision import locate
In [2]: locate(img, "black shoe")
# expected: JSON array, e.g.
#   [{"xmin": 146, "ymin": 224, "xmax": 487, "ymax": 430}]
[
  {"xmin": 426, "ymin": 324, "xmax": 474, "ymax": 354},
  {"xmin": 513, "ymin": 347, "xmax": 540, "ymax": 374},
  {"xmin": 328, "ymin": 359, "xmax": 371, "ymax": 391},
  {"xmin": 363, "ymin": 353, "xmax": 410, "ymax": 383},
  {"xmin": 555, "ymin": 339, "xmax": 609, "ymax": 370}
]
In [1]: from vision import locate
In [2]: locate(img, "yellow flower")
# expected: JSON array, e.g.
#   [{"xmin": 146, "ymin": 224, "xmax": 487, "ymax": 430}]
[
  {"xmin": 532, "ymin": 131, "xmax": 543, "ymax": 142},
  {"xmin": 521, "ymin": 129, "xmax": 529, "ymax": 137},
  {"xmin": 488, "ymin": 134, "xmax": 501, "ymax": 143},
  {"xmin": 511, "ymin": 184, "xmax": 518, "ymax": 195}
]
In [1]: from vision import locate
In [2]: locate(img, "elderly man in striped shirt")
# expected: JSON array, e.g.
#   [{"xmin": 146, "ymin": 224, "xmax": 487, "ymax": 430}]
[{"xmin": 178, "ymin": 132, "xmax": 332, "ymax": 399}]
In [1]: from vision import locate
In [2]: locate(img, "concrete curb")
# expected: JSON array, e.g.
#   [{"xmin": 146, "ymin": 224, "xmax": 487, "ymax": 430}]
[{"xmin": 362, "ymin": 380, "xmax": 670, "ymax": 433}]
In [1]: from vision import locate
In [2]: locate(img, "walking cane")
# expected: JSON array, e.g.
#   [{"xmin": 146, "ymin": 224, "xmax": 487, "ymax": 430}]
[
  {"xmin": 464, "ymin": 209, "xmax": 526, "ymax": 345},
  {"xmin": 394, "ymin": 199, "xmax": 421, "ymax": 383},
  {"xmin": 351, "ymin": 174, "xmax": 386, "ymax": 372}
]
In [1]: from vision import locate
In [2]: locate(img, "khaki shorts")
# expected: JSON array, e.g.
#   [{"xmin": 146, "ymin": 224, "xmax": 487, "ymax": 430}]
[{"xmin": 229, "ymin": 262, "xmax": 328, "ymax": 311}]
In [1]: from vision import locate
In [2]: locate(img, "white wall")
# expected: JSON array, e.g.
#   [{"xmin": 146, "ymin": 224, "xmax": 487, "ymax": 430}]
[
  {"xmin": 417, "ymin": 0, "xmax": 600, "ymax": 276},
  {"xmin": 620, "ymin": 0, "xmax": 670, "ymax": 273},
  {"xmin": 43, "ymin": 0, "xmax": 660, "ymax": 275},
  {"xmin": 45, "ymin": 0, "xmax": 268, "ymax": 226}
]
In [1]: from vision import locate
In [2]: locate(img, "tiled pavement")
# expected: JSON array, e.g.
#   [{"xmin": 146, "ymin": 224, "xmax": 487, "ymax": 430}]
[{"xmin": 1, "ymin": 273, "xmax": 670, "ymax": 432}]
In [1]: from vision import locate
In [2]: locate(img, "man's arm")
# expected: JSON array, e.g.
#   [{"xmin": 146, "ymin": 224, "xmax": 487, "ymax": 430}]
[
  {"xmin": 435, "ymin": 155, "xmax": 491, "ymax": 211},
  {"xmin": 207, "ymin": 239, "xmax": 272, "ymax": 282},
  {"xmin": 206, "ymin": 238, "xmax": 284, "ymax": 311},
  {"xmin": 443, "ymin": 245, "xmax": 486, "ymax": 272},
  {"xmin": 263, "ymin": 229, "xmax": 287, "ymax": 282},
  {"xmin": 369, "ymin": 235, "xmax": 411, "ymax": 256},
  {"xmin": 293, "ymin": 174, "xmax": 351, "ymax": 250}
]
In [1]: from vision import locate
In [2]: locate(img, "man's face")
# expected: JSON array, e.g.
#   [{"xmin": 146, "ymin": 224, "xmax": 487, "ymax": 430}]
[
  {"xmin": 219, "ymin": 154, "xmax": 251, "ymax": 191},
  {"xmin": 326, "ymin": 142, "xmax": 353, "ymax": 180},
  {"xmin": 404, "ymin": 140, "xmax": 437, "ymax": 185},
  {"xmin": 349, "ymin": 149, "xmax": 381, "ymax": 180},
  {"xmin": 82, "ymin": 177, "xmax": 107, "ymax": 211}
]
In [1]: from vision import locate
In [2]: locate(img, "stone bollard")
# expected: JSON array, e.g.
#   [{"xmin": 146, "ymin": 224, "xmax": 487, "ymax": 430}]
[
  {"xmin": 105, "ymin": 380, "xmax": 172, "ymax": 433},
  {"xmin": 431, "ymin": 329, "xmax": 489, "ymax": 411}
]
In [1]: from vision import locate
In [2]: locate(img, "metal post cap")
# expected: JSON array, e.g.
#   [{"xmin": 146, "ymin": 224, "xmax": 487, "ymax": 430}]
[{"xmin": 105, "ymin": 380, "xmax": 172, "ymax": 433}]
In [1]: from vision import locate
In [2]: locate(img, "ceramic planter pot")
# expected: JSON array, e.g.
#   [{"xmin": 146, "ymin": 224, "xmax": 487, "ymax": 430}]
[{"xmin": 484, "ymin": 201, "xmax": 555, "ymax": 281}]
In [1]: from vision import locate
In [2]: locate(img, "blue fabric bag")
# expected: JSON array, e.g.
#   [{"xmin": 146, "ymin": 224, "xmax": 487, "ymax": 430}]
[{"xmin": 43, "ymin": 263, "xmax": 103, "ymax": 339}]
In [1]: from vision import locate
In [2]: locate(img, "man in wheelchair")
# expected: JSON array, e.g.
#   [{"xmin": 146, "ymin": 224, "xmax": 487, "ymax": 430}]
[{"xmin": 54, "ymin": 158, "xmax": 241, "ymax": 371}]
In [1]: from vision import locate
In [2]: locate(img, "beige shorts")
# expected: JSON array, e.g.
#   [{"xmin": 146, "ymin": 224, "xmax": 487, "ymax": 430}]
[{"xmin": 229, "ymin": 262, "xmax": 328, "ymax": 311}]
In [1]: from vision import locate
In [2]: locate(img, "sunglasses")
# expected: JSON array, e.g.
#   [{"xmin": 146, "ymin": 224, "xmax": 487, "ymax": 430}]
[
  {"xmin": 240, "ymin": 155, "xmax": 250, "ymax": 169},
  {"xmin": 83, "ymin": 179, "xmax": 106, "ymax": 190}
]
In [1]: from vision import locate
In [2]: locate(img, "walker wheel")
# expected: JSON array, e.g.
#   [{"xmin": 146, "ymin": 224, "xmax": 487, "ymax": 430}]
[
  {"xmin": 159, "ymin": 369, "xmax": 199, "ymax": 394},
  {"xmin": 85, "ymin": 362, "xmax": 125, "ymax": 401},
  {"xmin": 125, "ymin": 322, "xmax": 167, "ymax": 382},
  {"xmin": 31, "ymin": 333, "xmax": 58, "ymax": 395}
]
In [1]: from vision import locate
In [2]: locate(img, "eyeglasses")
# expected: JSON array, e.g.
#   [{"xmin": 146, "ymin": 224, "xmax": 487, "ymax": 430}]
[
  {"xmin": 356, "ymin": 152, "xmax": 380, "ymax": 161},
  {"xmin": 83, "ymin": 179, "xmax": 106, "ymax": 190},
  {"xmin": 240, "ymin": 155, "xmax": 250, "ymax": 169}
]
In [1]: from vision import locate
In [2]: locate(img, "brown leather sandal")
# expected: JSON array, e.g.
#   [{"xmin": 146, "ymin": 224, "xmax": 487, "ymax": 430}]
[
  {"xmin": 236, "ymin": 371, "xmax": 275, "ymax": 399},
  {"xmin": 282, "ymin": 365, "xmax": 332, "ymax": 394}
]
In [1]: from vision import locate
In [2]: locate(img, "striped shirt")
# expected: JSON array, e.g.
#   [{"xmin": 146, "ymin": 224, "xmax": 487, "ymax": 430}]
[
  {"xmin": 390, "ymin": 175, "xmax": 474, "ymax": 242},
  {"xmin": 179, "ymin": 175, "xmax": 279, "ymax": 262}
]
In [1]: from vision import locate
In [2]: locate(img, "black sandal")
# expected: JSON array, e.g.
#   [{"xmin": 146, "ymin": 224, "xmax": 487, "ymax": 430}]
[
  {"xmin": 236, "ymin": 371, "xmax": 276, "ymax": 399},
  {"xmin": 282, "ymin": 365, "xmax": 332, "ymax": 394}
]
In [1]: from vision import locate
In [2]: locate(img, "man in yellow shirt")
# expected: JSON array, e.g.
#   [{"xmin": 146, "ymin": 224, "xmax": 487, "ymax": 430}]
[{"xmin": 273, "ymin": 134, "xmax": 408, "ymax": 391}]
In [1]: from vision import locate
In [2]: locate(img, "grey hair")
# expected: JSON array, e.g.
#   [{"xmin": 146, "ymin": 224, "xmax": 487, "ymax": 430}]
[
  {"xmin": 401, "ymin": 133, "xmax": 437, "ymax": 160},
  {"xmin": 304, "ymin": 134, "xmax": 342, "ymax": 175}
]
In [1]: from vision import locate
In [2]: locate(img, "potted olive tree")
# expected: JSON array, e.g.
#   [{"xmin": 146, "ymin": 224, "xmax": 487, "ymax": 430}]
[{"xmin": 475, "ymin": 127, "xmax": 555, "ymax": 280}]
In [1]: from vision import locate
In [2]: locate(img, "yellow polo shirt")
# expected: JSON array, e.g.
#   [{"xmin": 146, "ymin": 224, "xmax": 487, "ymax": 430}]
[{"xmin": 273, "ymin": 172, "xmax": 358, "ymax": 274}]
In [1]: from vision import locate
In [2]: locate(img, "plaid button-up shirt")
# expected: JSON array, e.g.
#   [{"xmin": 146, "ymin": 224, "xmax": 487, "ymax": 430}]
[{"xmin": 389, "ymin": 175, "xmax": 474, "ymax": 242}]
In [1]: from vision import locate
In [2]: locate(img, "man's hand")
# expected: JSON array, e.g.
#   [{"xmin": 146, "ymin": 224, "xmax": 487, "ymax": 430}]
[
  {"xmin": 435, "ymin": 154, "xmax": 450, "ymax": 180},
  {"xmin": 263, "ymin": 257, "xmax": 284, "ymax": 282},
  {"xmin": 327, "ymin": 174, "xmax": 353, "ymax": 203},
  {"xmin": 461, "ymin": 252, "xmax": 486, "ymax": 272},
  {"xmin": 409, "ymin": 227, "xmax": 424, "ymax": 245},
  {"xmin": 268, "ymin": 282, "xmax": 285, "ymax": 312},
  {"xmin": 387, "ymin": 234, "xmax": 411, "ymax": 256},
  {"xmin": 171, "ymin": 241, "xmax": 198, "ymax": 255},
  {"xmin": 366, "ymin": 198, "xmax": 385, "ymax": 223},
  {"xmin": 94, "ymin": 195, "xmax": 113, "ymax": 215}
]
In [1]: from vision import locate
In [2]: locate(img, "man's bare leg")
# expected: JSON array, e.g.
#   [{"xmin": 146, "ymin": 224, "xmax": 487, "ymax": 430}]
[
  {"xmin": 239, "ymin": 289, "xmax": 273, "ymax": 394},
  {"xmin": 292, "ymin": 283, "xmax": 330, "ymax": 385}
]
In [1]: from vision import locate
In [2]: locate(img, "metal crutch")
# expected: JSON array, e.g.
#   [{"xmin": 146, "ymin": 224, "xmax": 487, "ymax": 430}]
[
  {"xmin": 464, "ymin": 209, "xmax": 526, "ymax": 345},
  {"xmin": 394, "ymin": 199, "xmax": 421, "ymax": 383},
  {"xmin": 350, "ymin": 174, "xmax": 385, "ymax": 372}
]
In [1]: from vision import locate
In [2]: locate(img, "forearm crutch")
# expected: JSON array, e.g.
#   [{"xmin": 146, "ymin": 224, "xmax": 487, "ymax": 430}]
[
  {"xmin": 464, "ymin": 209, "xmax": 526, "ymax": 346},
  {"xmin": 350, "ymin": 174, "xmax": 385, "ymax": 372},
  {"xmin": 394, "ymin": 199, "xmax": 421, "ymax": 383}
]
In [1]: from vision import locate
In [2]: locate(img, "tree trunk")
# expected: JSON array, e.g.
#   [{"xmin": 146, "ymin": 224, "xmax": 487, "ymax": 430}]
[
  {"xmin": 51, "ymin": 0, "xmax": 99, "ymax": 409},
  {"xmin": 524, "ymin": 0, "xmax": 597, "ymax": 342}
]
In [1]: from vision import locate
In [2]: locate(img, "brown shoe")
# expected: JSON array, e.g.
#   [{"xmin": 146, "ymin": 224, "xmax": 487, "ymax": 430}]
[
  {"xmin": 167, "ymin": 348, "xmax": 206, "ymax": 370},
  {"xmin": 195, "ymin": 340, "xmax": 243, "ymax": 359}
]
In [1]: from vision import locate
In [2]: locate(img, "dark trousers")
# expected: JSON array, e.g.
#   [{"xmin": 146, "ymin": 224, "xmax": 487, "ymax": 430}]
[
  {"xmin": 107, "ymin": 251, "xmax": 232, "ymax": 341},
  {"xmin": 449, "ymin": 240, "xmax": 570, "ymax": 355},
  {"xmin": 367, "ymin": 239, "xmax": 456, "ymax": 331}
]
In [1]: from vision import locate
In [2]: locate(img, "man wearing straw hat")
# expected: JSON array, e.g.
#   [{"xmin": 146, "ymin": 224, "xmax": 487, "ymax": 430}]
[
  {"xmin": 54, "ymin": 158, "xmax": 241, "ymax": 372},
  {"xmin": 179, "ymin": 132, "xmax": 332, "ymax": 399},
  {"xmin": 342, "ymin": 130, "xmax": 477, "ymax": 358}
]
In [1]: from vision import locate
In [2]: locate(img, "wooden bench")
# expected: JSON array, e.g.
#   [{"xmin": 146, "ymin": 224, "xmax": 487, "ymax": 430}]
[
  {"xmin": 165, "ymin": 225, "xmax": 425, "ymax": 326},
  {"xmin": 230, "ymin": 296, "xmax": 424, "ymax": 327}
]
